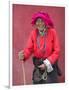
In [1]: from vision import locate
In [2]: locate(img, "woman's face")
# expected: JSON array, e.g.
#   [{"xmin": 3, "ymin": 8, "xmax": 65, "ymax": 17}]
[{"xmin": 35, "ymin": 18, "xmax": 46, "ymax": 32}]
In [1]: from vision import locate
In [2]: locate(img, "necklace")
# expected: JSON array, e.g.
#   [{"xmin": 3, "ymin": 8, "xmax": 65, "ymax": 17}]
[{"xmin": 37, "ymin": 30, "xmax": 47, "ymax": 53}]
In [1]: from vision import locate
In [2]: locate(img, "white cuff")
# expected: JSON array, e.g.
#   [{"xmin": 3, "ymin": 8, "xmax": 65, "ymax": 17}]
[{"xmin": 43, "ymin": 59, "xmax": 53, "ymax": 73}]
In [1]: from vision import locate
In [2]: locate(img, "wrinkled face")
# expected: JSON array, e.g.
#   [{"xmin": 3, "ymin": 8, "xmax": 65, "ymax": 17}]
[{"xmin": 35, "ymin": 18, "xmax": 46, "ymax": 31}]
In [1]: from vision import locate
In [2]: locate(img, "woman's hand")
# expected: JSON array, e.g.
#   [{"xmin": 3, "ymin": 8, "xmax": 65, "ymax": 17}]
[
  {"xmin": 18, "ymin": 50, "xmax": 25, "ymax": 60},
  {"xmin": 38, "ymin": 64, "xmax": 46, "ymax": 70}
]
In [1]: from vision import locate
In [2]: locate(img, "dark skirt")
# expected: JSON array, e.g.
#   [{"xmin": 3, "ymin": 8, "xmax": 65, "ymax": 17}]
[
  {"xmin": 32, "ymin": 65, "xmax": 59, "ymax": 84},
  {"xmin": 32, "ymin": 57, "xmax": 61, "ymax": 84}
]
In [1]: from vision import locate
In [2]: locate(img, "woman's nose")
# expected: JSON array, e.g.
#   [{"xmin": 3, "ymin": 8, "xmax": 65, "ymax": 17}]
[{"xmin": 37, "ymin": 21, "xmax": 43, "ymax": 25}]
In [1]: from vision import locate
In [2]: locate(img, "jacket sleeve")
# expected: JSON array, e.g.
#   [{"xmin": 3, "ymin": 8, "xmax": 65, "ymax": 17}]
[
  {"xmin": 23, "ymin": 32, "xmax": 34, "ymax": 60},
  {"xmin": 47, "ymin": 29, "xmax": 60, "ymax": 64}
]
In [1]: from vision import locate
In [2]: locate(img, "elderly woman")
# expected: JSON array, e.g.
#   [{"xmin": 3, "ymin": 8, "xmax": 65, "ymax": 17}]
[{"xmin": 18, "ymin": 12, "xmax": 60, "ymax": 84}]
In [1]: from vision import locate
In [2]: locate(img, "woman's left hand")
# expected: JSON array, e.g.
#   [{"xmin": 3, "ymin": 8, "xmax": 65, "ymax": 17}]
[{"xmin": 38, "ymin": 64, "xmax": 46, "ymax": 70}]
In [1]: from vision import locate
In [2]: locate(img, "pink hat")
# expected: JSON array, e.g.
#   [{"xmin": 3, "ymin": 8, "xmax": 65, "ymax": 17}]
[{"xmin": 31, "ymin": 12, "xmax": 54, "ymax": 28}]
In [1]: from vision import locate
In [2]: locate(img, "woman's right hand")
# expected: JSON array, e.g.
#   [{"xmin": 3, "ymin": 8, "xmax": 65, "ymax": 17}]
[{"xmin": 18, "ymin": 50, "xmax": 25, "ymax": 60}]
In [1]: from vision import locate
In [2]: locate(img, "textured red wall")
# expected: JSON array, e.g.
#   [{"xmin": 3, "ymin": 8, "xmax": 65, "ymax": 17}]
[{"xmin": 12, "ymin": 4, "xmax": 65, "ymax": 85}]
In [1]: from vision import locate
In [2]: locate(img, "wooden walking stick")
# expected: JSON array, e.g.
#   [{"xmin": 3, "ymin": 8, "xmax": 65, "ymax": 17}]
[
  {"xmin": 19, "ymin": 50, "xmax": 26, "ymax": 85},
  {"xmin": 22, "ymin": 60, "xmax": 26, "ymax": 85}
]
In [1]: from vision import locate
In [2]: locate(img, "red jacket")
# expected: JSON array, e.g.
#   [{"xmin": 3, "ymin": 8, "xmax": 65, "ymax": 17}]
[{"xmin": 24, "ymin": 28, "xmax": 60, "ymax": 64}]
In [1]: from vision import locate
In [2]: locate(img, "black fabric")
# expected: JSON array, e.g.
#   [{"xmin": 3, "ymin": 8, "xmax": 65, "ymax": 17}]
[
  {"xmin": 32, "ymin": 57, "xmax": 47, "ymax": 83},
  {"xmin": 32, "ymin": 57, "xmax": 62, "ymax": 84},
  {"xmin": 52, "ymin": 61, "xmax": 62, "ymax": 76},
  {"xmin": 33, "ymin": 66, "xmax": 58, "ymax": 84},
  {"xmin": 32, "ymin": 56, "xmax": 44, "ymax": 68}
]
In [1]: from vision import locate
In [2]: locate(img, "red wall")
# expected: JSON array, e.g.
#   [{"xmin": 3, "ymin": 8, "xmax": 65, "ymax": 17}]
[{"xmin": 13, "ymin": 4, "xmax": 65, "ymax": 85}]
